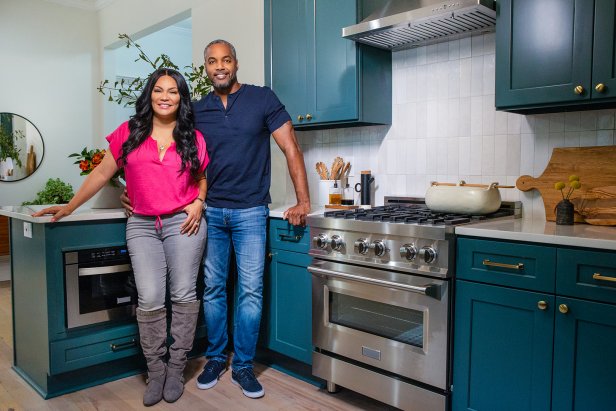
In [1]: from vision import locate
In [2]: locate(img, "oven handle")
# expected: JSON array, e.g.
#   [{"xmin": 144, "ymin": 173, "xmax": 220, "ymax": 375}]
[
  {"xmin": 78, "ymin": 264, "xmax": 132, "ymax": 277},
  {"xmin": 308, "ymin": 265, "xmax": 441, "ymax": 299}
]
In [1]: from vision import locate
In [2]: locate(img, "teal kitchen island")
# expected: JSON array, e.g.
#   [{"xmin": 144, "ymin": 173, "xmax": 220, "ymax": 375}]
[{"xmin": 0, "ymin": 206, "xmax": 149, "ymax": 398}]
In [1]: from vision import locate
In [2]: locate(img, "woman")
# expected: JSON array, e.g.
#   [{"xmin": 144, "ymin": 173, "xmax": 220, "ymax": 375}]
[{"xmin": 34, "ymin": 68, "xmax": 209, "ymax": 406}]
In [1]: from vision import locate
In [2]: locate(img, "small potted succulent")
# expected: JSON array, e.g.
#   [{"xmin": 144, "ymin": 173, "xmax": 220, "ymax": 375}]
[{"xmin": 554, "ymin": 175, "xmax": 581, "ymax": 225}]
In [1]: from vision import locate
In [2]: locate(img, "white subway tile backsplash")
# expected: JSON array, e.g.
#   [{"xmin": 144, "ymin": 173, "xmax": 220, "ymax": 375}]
[
  {"xmin": 470, "ymin": 96, "xmax": 483, "ymax": 136},
  {"xmin": 282, "ymin": 33, "xmax": 616, "ymax": 211},
  {"xmin": 597, "ymin": 110, "xmax": 615, "ymax": 130},
  {"xmin": 580, "ymin": 130, "xmax": 597, "ymax": 146},
  {"xmin": 459, "ymin": 36, "xmax": 472, "ymax": 58},
  {"xmin": 580, "ymin": 111, "xmax": 597, "ymax": 131},
  {"xmin": 597, "ymin": 129, "xmax": 614, "ymax": 145},
  {"xmin": 564, "ymin": 112, "xmax": 581, "ymax": 131},
  {"xmin": 469, "ymin": 135, "xmax": 482, "ymax": 175},
  {"xmin": 493, "ymin": 134, "xmax": 507, "ymax": 176}
]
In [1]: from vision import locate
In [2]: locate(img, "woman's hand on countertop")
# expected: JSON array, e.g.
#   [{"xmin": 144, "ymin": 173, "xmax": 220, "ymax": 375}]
[{"xmin": 32, "ymin": 205, "xmax": 74, "ymax": 222}]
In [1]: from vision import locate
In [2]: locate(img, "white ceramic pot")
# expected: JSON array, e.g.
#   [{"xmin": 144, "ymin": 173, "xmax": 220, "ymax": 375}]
[{"xmin": 425, "ymin": 182, "xmax": 502, "ymax": 215}]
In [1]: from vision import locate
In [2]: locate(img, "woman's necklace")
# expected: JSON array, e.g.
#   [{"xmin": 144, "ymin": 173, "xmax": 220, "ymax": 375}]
[{"xmin": 158, "ymin": 143, "xmax": 166, "ymax": 152}]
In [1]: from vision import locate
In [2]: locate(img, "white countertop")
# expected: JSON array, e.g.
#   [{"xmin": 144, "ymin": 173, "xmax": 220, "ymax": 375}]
[
  {"xmin": 1, "ymin": 203, "xmax": 323, "ymax": 223},
  {"xmin": 0, "ymin": 205, "xmax": 126, "ymax": 223},
  {"xmin": 456, "ymin": 218, "xmax": 616, "ymax": 251},
  {"xmin": 269, "ymin": 203, "xmax": 325, "ymax": 219}
]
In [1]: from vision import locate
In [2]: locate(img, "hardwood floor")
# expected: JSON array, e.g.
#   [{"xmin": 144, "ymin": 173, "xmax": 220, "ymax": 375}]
[{"xmin": 0, "ymin": 281, "xmax": 394, "ymax": 410}]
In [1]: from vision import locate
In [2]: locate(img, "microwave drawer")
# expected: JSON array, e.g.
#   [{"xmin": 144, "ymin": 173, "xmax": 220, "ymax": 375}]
[{"xmin": 50, "ymin": 324, "xmax": 139, "ymax": 375}]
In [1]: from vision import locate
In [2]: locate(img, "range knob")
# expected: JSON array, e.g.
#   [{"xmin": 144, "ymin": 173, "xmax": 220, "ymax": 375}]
[
  {"xmin": 419, "ymin": 246, "xmax": 437, "ymax": 263},
  {"xmin": 370, "ymin": 240, "xmax": 387, "ymax": 257},
  {"xmin": 313, "ymin": 234, "xmax": 329, "ymax": 249},
  {"xmin": 354, "ymin": 238, "xmax": 370, "ymax": 255},
  {"xmin": 330, "ymin": 235, "xmax": 344, "ymax": 251},
  {"xmin": 400, "ymin": 244, "xmax": 418, "ymax": 261}
]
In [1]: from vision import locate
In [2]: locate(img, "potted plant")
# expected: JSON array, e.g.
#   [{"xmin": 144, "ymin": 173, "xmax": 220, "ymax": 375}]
[
  {"xmin": 0, "ymin": 128, "xmax": 24, "ymax": 178},
  {"xmin": 22, "ymin": 178, "xmax": 74, "ymax": 205},
  {"xmin": 98, "ymin": 34, "xmax": 212, "ymax": 106}
]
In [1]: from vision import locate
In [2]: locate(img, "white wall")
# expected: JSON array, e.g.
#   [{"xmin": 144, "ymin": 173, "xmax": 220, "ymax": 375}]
[
  {"xmin": 0, "ymin": 0, "xmax": 99, "ymax": 205},
  {"xmin": 292, "ymin": 33, "xmax": 616, "ymax": 220},
  {"xmin": 0, "ymin": 0, "xmax": 264, "ymax": 205}
]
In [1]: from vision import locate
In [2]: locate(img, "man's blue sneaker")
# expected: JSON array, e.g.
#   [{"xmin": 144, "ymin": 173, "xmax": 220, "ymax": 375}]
[
  {"xmin": 196, "ymin": 359, "xmax": 227, "ymax": 390},
  {"xmin": 231, "ymin": 368, "xmax": 264, "ymax": 398}
]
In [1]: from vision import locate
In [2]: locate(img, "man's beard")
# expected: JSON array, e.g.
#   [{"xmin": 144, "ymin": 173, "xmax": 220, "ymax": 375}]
[{"xmin": 212, "ymin": 71, "xmax": 237, "ymax": 93}]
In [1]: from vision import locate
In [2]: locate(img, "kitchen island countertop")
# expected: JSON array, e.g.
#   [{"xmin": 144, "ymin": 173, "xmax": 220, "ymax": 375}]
[
  {"xmin": 1, "ymin": 204, "xmax": 325, "ymax": 223},
  {"xmin": 456, "ymin": 218, "xmax": 616, "ymax": 251},
  {"xmin": 0, "ymin": 205, "xmax": 126, "ymax": 223}
]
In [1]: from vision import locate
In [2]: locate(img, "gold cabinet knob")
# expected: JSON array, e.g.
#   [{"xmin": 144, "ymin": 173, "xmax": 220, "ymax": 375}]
[
  {"xmin": 306, "ymin": 113, "xmax": 313, "ymax": 121},
  {"xmin": 297, "ymin": 115, "xmax": 304, "ymax": 122},
  {"xmin": 574, "ymin": 85, "xmax": 584, "ymax": 95},
  {"xmin": 595, "ymin": 83, "xmax": 606, "ymax": 93},
  {"xmin": 559, "ymin": 304, "xmax": 569, "ymax": 314},
  {"xmin": 537, "ymin": 300, "xmax": 548, "ymax": 310}
]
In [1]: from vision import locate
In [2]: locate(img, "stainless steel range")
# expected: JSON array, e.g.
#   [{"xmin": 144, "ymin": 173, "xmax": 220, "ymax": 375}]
[{"xmin": 307, "ymin": 197, "xmax": 520, "ymax": 411}]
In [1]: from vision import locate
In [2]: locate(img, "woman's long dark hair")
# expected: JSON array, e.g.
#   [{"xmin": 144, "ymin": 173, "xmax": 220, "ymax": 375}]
[{"xmin": 120, "ymin": 68, "xmax": 201, "ymax": 179}]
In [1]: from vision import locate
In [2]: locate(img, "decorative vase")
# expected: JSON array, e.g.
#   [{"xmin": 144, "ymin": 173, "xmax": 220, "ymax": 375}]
[
  {"xmin": 90, "ymin": 179, "xmax": 125, "ymax": 209},
  {"xmin": 555, "ymin": 199, "xmax": 574, "ymax": 225}
]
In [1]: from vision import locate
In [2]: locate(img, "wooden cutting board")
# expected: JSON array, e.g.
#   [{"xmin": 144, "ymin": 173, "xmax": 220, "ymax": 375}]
[{"xmin": 516, "ymin": 146, "xmax": 616, "ymax": 222}]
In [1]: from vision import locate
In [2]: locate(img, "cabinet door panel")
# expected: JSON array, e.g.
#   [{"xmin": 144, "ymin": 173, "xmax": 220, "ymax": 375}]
[
  {"xmin": 453, "ymin": 280, "xmax": 554, "ymax": 411},
  {"xmin": 312, "ymin": 0, "xmax": 358, "ymax": 123},
  {"xmin": 552, "ymin": 297, "xmax": 616, "ymax": 411},
  {"xmin": 592, "ymin": 0, "xmax": 616, "ymax": 99},
  {"xmin": 263, "ymin": 249, "xmax": 312, "ymax": 364},
  {"xmin": 496, "ymin": 0, "xmax": 593, "ymax": 108},
  {"xmin": 269, "ymin": 0, "xmax": 308, "ymax": 124}
]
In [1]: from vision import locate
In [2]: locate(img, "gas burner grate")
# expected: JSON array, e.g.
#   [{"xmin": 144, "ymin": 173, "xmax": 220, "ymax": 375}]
[{"xmin": 322, "ymin": 205, "xmax": 514, "ymax": 226}]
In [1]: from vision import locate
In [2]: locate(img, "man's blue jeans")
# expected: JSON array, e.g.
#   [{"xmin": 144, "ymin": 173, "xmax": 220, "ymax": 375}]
[{"xmin": 203, "ymin": 205, "xmax": 268, "ymax": 371}]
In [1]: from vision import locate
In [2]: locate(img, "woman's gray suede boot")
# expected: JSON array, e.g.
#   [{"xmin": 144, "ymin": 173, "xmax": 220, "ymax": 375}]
[
  {"xmin": 136, "ymin": 307, "xmax": 168, "ymax": 407},
  {"xmin": 163, "ymin": 300, "xmax": 200, "ymax": 403}
]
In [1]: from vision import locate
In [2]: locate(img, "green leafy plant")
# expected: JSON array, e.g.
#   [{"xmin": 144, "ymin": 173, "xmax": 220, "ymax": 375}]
[
  {"xmin": 98, "ymin": 34, "xmax": 212, "ymax": 106},
  {"xmin": 0, "ymin": 128, "xmax": 25, "ymax": 168},
  {"xmin": 554, "ymin": 175, "xmax": 582, "ymax": 200},
  {"xmin": 22, "ymin": 178, "xmax": 74, "ymax": 205}
]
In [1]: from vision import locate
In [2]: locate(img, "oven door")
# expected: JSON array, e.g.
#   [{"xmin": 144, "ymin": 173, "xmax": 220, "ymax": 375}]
[
  {"xmin": 309, "ymin": 259, "xmax": 449, "ymax": 389},
  {"xmin": 65, "ymin": 260, "xmax": 137, "ymax": 329}
]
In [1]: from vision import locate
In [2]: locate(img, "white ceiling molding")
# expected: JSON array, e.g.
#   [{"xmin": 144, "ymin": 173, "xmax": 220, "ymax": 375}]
[{"xmin": 43, "ymin": 0, "xmax": 116, "ymax": 11}]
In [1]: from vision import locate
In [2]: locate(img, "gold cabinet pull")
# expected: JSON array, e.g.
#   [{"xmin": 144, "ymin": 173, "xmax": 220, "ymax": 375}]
[
  {"xmin": 537, "ymin": 300, "xmax": 548, "ymax": 310},
  {"xmin": 297, "ymin": 115, "xmax": 304, "ymax": 122},
  {"xmin": 574, "ymin": 85, "xmax": 585, "ymax": 95},
  {"xmin": 593, "ymin": 273, "xmax": 616, "ymax": 283},
  {"xmin": 306, "ymin": 113, "xmax": 313, "ymax": 121},
  {"xmin": 559, "ymin": 304, "xmax": 569, "ymax": 314},
  {"xmin": 595, "ymin": 83, "xmax": 606, "ymax": 93},
  {"xmin": 110, "ymin": 338, "xmax": 137, "ymax": 352},
  {"xmin": 482, "ymin": 259, "xmax": 524, "ymax": 270}
]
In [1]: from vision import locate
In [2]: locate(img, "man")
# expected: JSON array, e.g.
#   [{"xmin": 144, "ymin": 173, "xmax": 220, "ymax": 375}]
[
  {"xmin": 122, "ymin": 39, "xmax": 309, "ymax": 398},
  {"xmin": 191, "ymin": 39, "xmax": 310, "ymax": 398}
]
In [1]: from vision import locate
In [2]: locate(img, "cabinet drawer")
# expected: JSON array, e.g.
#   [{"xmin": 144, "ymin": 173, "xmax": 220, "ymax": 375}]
[
  {"xmin": 557, "ymin": 248, "xmax": 616, "ymax": 304},
  {"xmin": 457, "ymin": 238, "xmax": 556, "ymax": 292},
  {"xmin": 269, "ymin": 218, "xmax": 309, "ymax": 253},
  {"xmin": 50, "ymin": 325, "xmax": 139, "ymax": 375}
]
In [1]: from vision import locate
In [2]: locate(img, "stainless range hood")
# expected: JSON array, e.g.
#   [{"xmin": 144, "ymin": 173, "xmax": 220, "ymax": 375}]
[{"xmin": 343, "ymin": 0, "xmax": 496, "ymax": 51}]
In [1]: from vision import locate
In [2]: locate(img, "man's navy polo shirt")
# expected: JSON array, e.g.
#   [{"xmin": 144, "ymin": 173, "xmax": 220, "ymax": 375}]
[{"xmin": 192, "ymin": 84, "xmax": 291, "ymax": 209}]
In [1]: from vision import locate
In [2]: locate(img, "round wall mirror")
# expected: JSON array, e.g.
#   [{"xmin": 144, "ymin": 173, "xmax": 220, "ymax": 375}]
[{"xmin": 0, "ymin": 113, "xmax": 44, "ymax": 182}]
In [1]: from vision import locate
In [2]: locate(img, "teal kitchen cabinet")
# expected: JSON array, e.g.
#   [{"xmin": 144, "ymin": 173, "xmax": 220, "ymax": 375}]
[
  {"xmin": 453, "ymin": 237, "xmax": 616, "ymax": 411},
  {"xmin": 265, "ymin": 0, "xmax": 391, "ymax": 128},
  {"xmin": 260, "ymin": 218, "xmax": 312, "ymax": 364},
  {"xmin": 495, "ymin": 0, "xmax": 616, "ymax": 112},
  {"xmin": 9, "ymin": 217, "xmax": 144, "ymax": 398},
  {"xmin": 453, "ymin": 281, "xmax": 555, "ymax": 411}
]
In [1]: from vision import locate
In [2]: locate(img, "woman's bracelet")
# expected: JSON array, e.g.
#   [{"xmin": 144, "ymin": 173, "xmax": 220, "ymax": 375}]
[{"xmin": 195, "ymin": 197, "xmax": 205, "ymax": 203}]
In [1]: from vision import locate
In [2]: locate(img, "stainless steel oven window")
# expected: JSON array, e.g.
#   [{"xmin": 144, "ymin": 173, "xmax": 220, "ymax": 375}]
[{"xmin": 329, "ymin": 292, "xmax": 424, "ymax": 348}]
